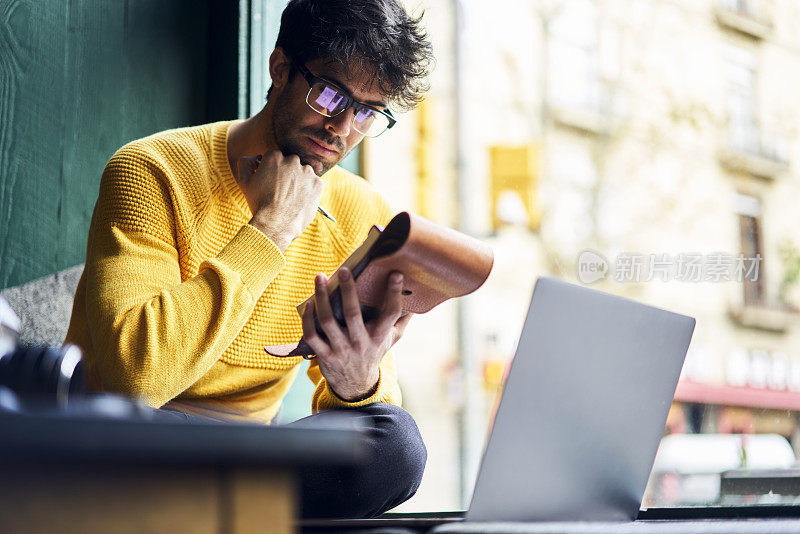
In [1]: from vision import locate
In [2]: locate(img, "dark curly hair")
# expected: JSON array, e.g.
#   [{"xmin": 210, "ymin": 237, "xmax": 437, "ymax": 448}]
[{"xmin": 268, "ymin": 0, "xmax": 434, "ymax": 111}]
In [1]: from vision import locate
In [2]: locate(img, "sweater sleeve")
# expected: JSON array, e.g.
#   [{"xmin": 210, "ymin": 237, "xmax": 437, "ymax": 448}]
[
  {"xmin": 82, "ymin": 148, "xmax": 285, "ymax": 407},
  {"xmin": 307, "ymin": 350, "xmax": 403, "ymax": 411}
]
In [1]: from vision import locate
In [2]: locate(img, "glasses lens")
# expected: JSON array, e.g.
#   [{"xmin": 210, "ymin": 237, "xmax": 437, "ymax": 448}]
[
  {"xmin": 354, "ymin": 108, "xmax": 390, "ymax": 137},
  {"xmin": 307, "ymin": 83, "xmax": 348, "ymax": 116}
]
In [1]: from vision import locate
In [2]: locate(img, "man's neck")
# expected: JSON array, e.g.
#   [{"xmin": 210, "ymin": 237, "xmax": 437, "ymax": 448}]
[{"xmin": 227, "ymin": 106, "xmax": 278, "ymax": 177}]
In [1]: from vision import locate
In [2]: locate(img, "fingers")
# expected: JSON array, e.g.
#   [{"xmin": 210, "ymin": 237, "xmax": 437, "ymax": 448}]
[
  {"xmin": 236, "ymin": 155, "xmax": 262, "ymax": 184},
  {"xmin": 252, "ymin": 150, "xmax": 287, "ymax": 180},
  {"xmin": 277, "ymin": 153, "xmax": 324, "ymax": 208},
  {"xmin": 301, "ymin": 300, "xmax": 329, "ymax": 359},
  {"xmin": 339, "ymin": 268, "xmax": 369, "ymax": 345},
  {"xmin": 312, "ymin": 274, "xmax": 350, "ymax": 352},
  {"xmin": 306, "ymin": 270, "xmax": 410, "ymax": 366},
  {"xmin": 370, "ymin": 272, "xmax": 405, "ymax": 342},
  {"xmin": 277, "ymin": 152, "xmax": 316, "ymax": 175}
]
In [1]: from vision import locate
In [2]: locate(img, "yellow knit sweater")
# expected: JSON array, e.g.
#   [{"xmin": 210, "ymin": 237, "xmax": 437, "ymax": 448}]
[{"xmin": 64, "ymin": 120, "xmax": 402, "ymax": 423}]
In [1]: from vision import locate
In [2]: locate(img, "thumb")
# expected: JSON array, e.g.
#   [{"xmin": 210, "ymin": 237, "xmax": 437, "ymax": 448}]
[{"xmin": 392, "ymin": 312, "xmax": 414, "ymax": 338}]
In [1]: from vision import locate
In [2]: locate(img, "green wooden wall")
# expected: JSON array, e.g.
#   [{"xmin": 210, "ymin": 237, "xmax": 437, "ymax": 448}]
[
  {"xmin": 0, "ymin": 0, "xmax": 239, "ymax": 290},
  {"xmin": 0, "ymin": 0, "xmax": 358, "ymax": 421}
]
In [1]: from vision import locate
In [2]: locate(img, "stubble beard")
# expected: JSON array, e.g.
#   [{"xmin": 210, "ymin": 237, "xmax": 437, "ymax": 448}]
[
  {"xmin": 279, "ymin": 132, "xmax": 335, "ymax": 177},
  {"xmin": 271, "ymin": 100, "xmax": 348, "ymax": 177}
]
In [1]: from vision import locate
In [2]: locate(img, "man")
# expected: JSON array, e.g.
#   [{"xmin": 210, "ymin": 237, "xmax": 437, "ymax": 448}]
[{"xmin": 64, "ymin": 0, "xmax": 434, "ymax": 518}]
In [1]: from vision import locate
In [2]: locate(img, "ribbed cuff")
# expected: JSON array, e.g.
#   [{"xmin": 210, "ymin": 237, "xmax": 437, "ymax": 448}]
[
  {"xmin": 315, "ymin": 369, "xmax": 393, "ymax": 410},
  {"xmin": 215, "ymin": 224, "xmax": 286, "ymax": 297}
]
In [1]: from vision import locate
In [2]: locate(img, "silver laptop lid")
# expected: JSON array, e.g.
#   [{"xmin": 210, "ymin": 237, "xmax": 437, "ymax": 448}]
[{"xmin": 467, "ymin": 277, "xmax": 695, "ymax": 522}]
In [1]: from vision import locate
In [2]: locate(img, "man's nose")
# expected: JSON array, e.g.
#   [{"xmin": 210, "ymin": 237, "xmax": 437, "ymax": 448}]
[{"xmin": 325, "ymin": 108, "xmax": 353, "ymax": 137}]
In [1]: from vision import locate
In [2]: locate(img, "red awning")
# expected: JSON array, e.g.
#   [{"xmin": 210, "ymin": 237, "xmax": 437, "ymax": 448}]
[{"xmin": 675, "ymin": 380, "xmax": 800, "ymax": 411}]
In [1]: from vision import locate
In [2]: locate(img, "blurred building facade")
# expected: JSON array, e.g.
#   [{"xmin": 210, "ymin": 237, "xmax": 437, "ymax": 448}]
[{"xmin": 361, "ymin": 0, "xmax": 800, "ymax": 511}]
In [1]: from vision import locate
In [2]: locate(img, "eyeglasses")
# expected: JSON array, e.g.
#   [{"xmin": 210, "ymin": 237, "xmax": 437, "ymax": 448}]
[{"xmin": 293, "ymin": 62, "xmax": 396, "ymax": 138}]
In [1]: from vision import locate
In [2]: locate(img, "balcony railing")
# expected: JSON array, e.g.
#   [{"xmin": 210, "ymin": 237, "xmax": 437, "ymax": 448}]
[
  {"xmin": 719, "ymin": 123, "xmax": 790, "ymax": 178},
  {"xmin": 715, "ymin": 0, "xmax": 773, "ymax": 39},
  {"xmin": 729, "ymin": 302, "xmax": 800, "ymax": 333},
  {"xmin": 548, "ymin": 80, "xmax": 625, "ymax": 136}
]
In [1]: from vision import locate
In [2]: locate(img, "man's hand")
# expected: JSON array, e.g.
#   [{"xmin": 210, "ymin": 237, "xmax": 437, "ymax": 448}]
[
  {"xmin": 236, "ymin": 151, "xmax": 323, "ymax": 252},
  {"xmin": 303, "ymin": 267, "xmax": 413, "ymax": 402}
]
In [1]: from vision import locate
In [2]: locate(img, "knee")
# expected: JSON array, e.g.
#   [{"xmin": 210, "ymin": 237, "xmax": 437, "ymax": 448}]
[
  {"xmin": 361, "ymin": 403, "xmax": 427, "ymax": 498},
  {"xmin": 381, "ymin": 404, "xmax": 427, "ymax": 476},
  {"xmin": 297, "ymin": 403, "xmax": 427, "ymax": 519}
]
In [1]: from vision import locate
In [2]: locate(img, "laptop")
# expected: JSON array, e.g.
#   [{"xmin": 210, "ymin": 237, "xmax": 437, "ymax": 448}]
[
  {"xmin": 466, "ymin": 276, "xmax": 695, "ymax": 522},
  {"xmin": 300, "ymin": 276, "xmax": 696, "ymax": 530}
]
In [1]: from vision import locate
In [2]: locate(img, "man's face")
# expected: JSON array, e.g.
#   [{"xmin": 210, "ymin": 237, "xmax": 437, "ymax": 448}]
[{"xmin": 270, "ymin": 56, "xmax": 389, "ymax": 176}]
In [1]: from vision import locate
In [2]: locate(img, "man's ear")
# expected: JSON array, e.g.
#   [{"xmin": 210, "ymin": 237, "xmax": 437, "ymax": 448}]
[{"xmin": 269, "ymin": 47, "xmax": 293, "ymax": 90}]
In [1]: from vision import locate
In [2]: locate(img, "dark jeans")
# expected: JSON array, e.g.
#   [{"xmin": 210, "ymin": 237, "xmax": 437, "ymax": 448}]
[{"xmin": 154, "ymin": 402, "xmax": 427, "ymax": 519}]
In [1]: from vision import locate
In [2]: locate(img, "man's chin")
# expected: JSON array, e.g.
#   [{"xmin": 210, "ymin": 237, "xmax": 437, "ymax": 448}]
[
  {"xmin": 301, "ymin": 155, "xmax": 331, "ymax": 177},
  {"xmin": 287, "ymin": 147, "xmax": 335, "ymax": 176}
]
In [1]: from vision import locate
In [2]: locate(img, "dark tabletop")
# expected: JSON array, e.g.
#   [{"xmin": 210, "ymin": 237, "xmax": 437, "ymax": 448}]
[{"xmin": 0, "ymin": 408, "xmax": 365, "ymax": 467}]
